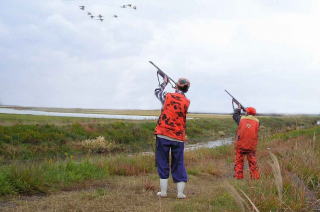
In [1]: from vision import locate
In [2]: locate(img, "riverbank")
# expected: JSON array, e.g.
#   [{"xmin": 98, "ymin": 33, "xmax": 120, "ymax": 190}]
[{"xmin": 0, "ymin": 113, "xmax": 317, "ymax": 162}]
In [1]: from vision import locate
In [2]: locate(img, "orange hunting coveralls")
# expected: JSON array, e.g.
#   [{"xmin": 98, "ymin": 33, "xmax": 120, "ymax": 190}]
[{"xmin": 234, "ymin": 115, "xmax": 260, "ymax": 179}]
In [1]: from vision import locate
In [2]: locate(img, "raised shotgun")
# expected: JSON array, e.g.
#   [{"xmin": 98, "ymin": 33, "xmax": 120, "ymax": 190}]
[
  {"xmin": 149, "ymin": 61, "xmax": 177, "ymax": 88},
  {"xmin": 225, "ymin": 89, "xmax": 246, "ymax": 112}
]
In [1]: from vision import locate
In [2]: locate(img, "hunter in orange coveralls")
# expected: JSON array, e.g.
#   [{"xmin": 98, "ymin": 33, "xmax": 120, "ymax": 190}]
[{"xmin": 233, "ymin": 106, "xmax": 260, "ymax": 179}]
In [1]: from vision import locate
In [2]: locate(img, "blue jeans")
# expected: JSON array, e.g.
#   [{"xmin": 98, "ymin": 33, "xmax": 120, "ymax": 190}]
[{"xmin": 156, "ymin": 136, "xmax": 188, "ymax": 183}]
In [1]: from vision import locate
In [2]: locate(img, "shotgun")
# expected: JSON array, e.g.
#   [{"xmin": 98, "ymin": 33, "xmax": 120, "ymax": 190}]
[
  {"xmin": 225, "ymin": 89, "xmax": 246, "ymax": 112},
  {"xmin": 149, "ymin": 61, "xmax": 177, "ymax": 88}
]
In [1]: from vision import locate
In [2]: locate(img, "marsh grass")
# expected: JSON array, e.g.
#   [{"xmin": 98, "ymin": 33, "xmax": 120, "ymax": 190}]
[
  {"xmin": 0, "ymin": 160, "xmax": 109, "ymax": 196},
  {"xmin": 106, "ymin": 154, "xmax": 154, "ymax": 176},
  {"xmin": 0, "ymin": 115, "xmax": 319, "ymax": 210},
  {"xmin": 223, "ymin": 181, "xmax": 249, "ymax": 212},
  {"xmin": 80, "ymin": 136, "xmax": 120, "ymax": 153},
  {"xmin": 238, "ymin": 188, "xmax": 260, "ymax": 212},
  {"xmin": 0, "ymin": 153, "xmax": 157, "ymax": 197},
  {"xmin": 0, "ymin": 113, "xmax": 317, "ymax": 162},
  {"xmin": 268, "ymin": 151, "xmax": 283, "ymax": 201}
]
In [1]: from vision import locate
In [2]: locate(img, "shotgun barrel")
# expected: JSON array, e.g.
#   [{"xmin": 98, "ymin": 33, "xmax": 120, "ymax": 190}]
[
  {"xmin": 149, "ymin": 61, "xmax": 177, "ymax": 87},
  {"xmin": 225, "ymin": 89, "xmax": 246, "ymax": 111}
]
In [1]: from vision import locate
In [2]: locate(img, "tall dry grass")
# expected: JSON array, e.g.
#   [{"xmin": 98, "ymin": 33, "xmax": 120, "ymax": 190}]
[
  {"xmin": 268, "ymin": 151, "xmax": 283, "ymax": 201},
  {"xmin": 224, "ymin": 181, "xmax": 260, "ymax": 212},
  {"xmin": 223, "ymin": 181, "xmax": 249, "ymax": 212},
  {"xmin": 80, "ymin": 136, "xmax": 119, "ymax": 153}
]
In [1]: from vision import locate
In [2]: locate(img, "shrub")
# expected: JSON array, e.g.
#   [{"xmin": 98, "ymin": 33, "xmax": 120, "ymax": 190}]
[{"xmin": 81, "ymin": 136, "xmax": 119, "ymax": 153}]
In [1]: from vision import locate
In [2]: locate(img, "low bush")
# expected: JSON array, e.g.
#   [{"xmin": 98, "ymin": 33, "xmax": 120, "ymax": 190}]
[{"xmin": 80, "ymin": 136, "xmax": 120, "ymax": 153}]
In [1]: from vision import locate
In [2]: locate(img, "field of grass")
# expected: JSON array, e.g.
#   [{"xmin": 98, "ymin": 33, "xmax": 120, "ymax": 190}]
[
  {"xmin": 1, "ymin": 106, "xmax": 162, "ymax": 116},
  {"xmin": 0, "ymin": 112, "xmax": 319, "ymax": 210},
  {"xmin": 0, "ymin": 124, "xmax": 319, "ymax": 211},
  {"xmin": 0, "ymin": 113, "xmax": 149, "ymax": 126},
  {"xmin": 0, "ymin": 113, "xmax": 318, "ymax": 163}
]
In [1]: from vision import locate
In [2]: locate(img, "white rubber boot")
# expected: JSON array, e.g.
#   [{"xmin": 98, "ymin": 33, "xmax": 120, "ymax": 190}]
[
  {"xmin": 177, "ymin": 182, "xmax": 186, "ymax": 199},
  {"xmin": 157, "ymin": 179, "xmax": 168, "ymax": 197}
]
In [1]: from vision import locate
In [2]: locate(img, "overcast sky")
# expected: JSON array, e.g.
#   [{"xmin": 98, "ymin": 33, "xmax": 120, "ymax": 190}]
[{"xmin": 0, "ymin": 0, "xmax": 319, "ymax": 114}]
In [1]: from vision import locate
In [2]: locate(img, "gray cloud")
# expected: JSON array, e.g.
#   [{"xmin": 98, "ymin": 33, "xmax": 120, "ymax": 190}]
[{"xmin": 0, "ymin": 0, "xmax": 319, "ymax": 114}]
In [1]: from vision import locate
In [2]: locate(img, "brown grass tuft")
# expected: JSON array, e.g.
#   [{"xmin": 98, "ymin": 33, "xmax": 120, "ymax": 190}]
[
  {"xmin": 268, "ymin": 151, "xmax": 283, "ymax": 201},
  {"xmin": 81, "ymin": 136, "xmax": 118, "ymax": 153},
  {"xmin": 238, "ymin": 188, "xmax": 260, "ymax": 212},
  {"xmin": 223, "ymin": 181, "xmax": 249, "ymax": 212}
]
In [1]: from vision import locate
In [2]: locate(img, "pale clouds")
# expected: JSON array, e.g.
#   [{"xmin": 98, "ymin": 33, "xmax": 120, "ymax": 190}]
[{"xmin": 0, "ymin": 0, "xmax": 319, "ymax": 113}]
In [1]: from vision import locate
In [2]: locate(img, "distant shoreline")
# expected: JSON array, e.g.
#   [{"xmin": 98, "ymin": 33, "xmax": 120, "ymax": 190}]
[{"xmin": 0, "ymin": 105, "xmax": 319, "ymax": 117}]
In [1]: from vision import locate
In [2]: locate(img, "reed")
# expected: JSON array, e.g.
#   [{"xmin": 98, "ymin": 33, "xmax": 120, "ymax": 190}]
[{"xmin": 268, "ymin": 151, "xmax": 283, "ymax": 201}]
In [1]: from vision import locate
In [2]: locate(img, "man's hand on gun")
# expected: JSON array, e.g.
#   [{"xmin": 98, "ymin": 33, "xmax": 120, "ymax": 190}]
[
  {"xmin": 163, "ymin": 75, "xmax": 169, "ymax": 85},
  {"xmin": 158, "ymin": 71, "xmax": 169, "ymax": 88},
  {"xmin": 232, "ymin": 99, "xmax": 241, "ymax": 113},
  {"xmin": 233, "ymin": 100, "xmax": 241, "ymax": 109}
]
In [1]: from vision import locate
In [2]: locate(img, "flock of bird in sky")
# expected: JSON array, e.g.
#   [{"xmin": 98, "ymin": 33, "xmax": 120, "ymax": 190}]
[{"xmin": 79, "ymin": 4, "xmax": 137, "ymax": 22}]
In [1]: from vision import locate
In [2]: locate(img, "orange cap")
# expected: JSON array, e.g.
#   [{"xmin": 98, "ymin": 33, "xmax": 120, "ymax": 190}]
[{"xmin": 246, "ymin": 107, "xmax": 256, "ymax": 115}]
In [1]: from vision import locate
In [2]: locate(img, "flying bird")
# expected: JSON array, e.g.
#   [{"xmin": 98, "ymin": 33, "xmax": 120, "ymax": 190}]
[
  {"xmin": 97, "ymin": 18, "xmax": 104, "ymax": 22},
  {"xmin": 133, "ymin": 6, "xmax": 137, "ymax": 9},
  {"xmin": 90, "ymin": 15, "xmax": 94, "ymax": 19},
  {"xmin": 98, "ymin": 14, "xmax": 103, "ymax": 18},
  {"xmin": 127, "ymin": 4, "xmax": 132, "ymax": 7},
  {"xmin": 79, "ymin": 6, "xmax": 85, "ymax": 10},
  {"xmin": 120, "ymin": 5, "xmax": 126, "ymax": 8},
  {"xmin": 113, "ymin": 15, "xmax": 118, "ymax": 18},
  {"xmin": 87, "ymin": 12, "xmax": 92, "ymax": 15}
]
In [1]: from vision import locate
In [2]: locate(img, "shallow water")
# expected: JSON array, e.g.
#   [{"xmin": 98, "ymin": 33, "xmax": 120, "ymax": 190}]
[
  {"xmin": 184, "ymin": 138, "xmax": 233, "ymax": 151},
  {"xmin": 0, "ymin": 108, "xmax": 158, "ymax": 120},
  {"xmin": 141, "ymin": 138, "xmax": 233, "ymax": 155}
]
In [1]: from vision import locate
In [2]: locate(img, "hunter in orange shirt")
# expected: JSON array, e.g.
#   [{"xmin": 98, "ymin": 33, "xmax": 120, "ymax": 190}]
[
  {"xmin": 154, "ymin": 75, "xmax": 190, "ymax": 199},
  {"xmin": 233, "ymin": 105, "xmax": 260, "ymax": 179}
]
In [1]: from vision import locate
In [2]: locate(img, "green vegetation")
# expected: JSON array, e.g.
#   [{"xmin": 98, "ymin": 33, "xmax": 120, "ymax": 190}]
[
  {"xmin": 0, "ymin": 154, "xmax": 154, "ymax": 196},
  {"xmin": 0, "ymin": 159, "xmax": 108, "ymax": 195},
  {"xmin": 0, "ymin": 113, "xmax": 145, "ymax": 126},
  {"xmin": 0, "ymin": 121, "xmax": 156, "ymax": 161},
  {"xmin": 0, "ymin": 113, "xmax": 317, "ymax": 162},
  {"xmin": 0, "ymin": 125, "xmax": 319, "ymax": 211},
  {"xmin": 0, "ymin": 113, "xmax": 320, "ymax": 211}
]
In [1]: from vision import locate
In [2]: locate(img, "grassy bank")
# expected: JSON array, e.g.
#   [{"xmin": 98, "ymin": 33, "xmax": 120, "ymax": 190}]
[
  {"xmin": 0, "ymin": 126, "xmax": 319, "ymax": 211},
  {"xmin": 0, "ymin": 113, "xmax": 318, "ymax": 162},
  {"xmin": 0, "ymin": 154, "xmax": 154, "ymax": 196}
]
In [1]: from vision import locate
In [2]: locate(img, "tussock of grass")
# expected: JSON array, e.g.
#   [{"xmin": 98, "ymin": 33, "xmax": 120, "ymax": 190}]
[
  {"xmin": 186, "ymin": 147, "xmax": 232, "ymax": 177},
  {"xmin": 80, "ymin": 136, "xmax": 120, "ymax": 153},
  {"xmin": 268, "ymin": 151, "xmax": 283, "ymax": 201},
  {"xmin": 106, "ymin": 154, "xmax": 154, "ymax": 176},
  {"xmin": 0, "ymin": 153, "xmax": 157, "ymax": 196},
  {"xmin": 0, "ymin": 160, "xmax": 109, "ymax": 196},
  {"xmin": 223, "ymin": 181, "xmax": 248, "ymax": 212},
  {"xmin": 238, "ymin": 188, "xmax": 260, "ymax": 212}
]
